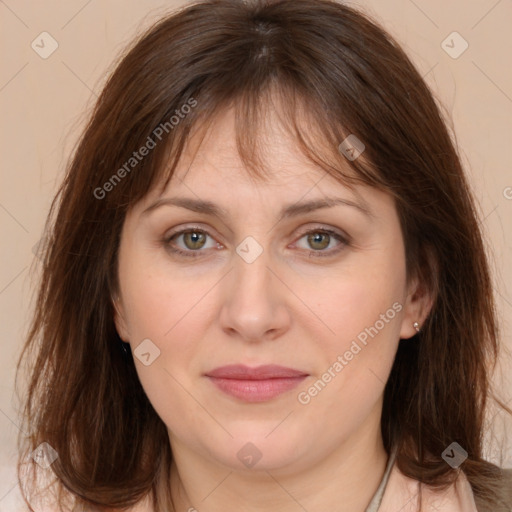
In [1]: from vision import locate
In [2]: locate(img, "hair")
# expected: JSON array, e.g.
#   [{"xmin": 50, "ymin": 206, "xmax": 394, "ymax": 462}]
[{"xmin": 16, "ymin": 0, "xmax": 512, "ymax": 510}]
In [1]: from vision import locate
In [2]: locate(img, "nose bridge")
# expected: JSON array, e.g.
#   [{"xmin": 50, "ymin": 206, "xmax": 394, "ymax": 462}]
[
  {"xmin": 219, "ymin": 238, "xmax": 289, "ymax": 341},
  {"xmin": 231, "ymin": 241, "xmax": 274, "ymax": 312}
]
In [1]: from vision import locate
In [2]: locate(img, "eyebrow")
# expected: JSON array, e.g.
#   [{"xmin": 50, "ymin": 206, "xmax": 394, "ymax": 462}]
[{"xmin": 141, "ymin": 195, "xmax": 375, "ymax": 221}]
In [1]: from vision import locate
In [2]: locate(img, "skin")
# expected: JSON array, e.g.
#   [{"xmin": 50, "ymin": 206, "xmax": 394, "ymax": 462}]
[{"xmin": 113, "ymin": 104, "xmax": 433, "ymax": 512}]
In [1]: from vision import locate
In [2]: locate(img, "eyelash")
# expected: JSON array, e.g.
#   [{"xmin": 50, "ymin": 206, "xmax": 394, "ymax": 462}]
[{"xmin": 162, "ymin": 225, "xmax": 349, "ymax": 259}]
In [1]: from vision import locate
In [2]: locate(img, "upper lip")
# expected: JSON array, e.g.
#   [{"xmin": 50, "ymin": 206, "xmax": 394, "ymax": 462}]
[{"xmin": 206, "ymin": 364, "xmax": 308, "ymax": 380}]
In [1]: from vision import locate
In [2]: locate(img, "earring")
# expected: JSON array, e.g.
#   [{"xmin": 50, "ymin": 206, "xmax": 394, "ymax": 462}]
[
  {"xmin": 120, "ymin": 340, "xmax": 131, "ymax": 358},
  {"xmin": 413, "ymin": 321, "xmax": 420, "ymax": 332}
]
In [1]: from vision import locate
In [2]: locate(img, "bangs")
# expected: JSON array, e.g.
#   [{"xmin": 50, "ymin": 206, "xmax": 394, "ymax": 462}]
[{"xmin": 146, "ymin": 78, "xmax": 389, "ymax": 207}]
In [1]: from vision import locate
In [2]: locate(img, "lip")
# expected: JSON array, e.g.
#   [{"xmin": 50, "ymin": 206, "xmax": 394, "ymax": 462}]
[{"xmin": 205, "ymin": 365, "xmax": 308, "ymax": 402}]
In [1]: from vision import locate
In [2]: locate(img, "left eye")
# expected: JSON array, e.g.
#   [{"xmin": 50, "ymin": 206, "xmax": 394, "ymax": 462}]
[
  {"xmin": 295, "ymin": 230, "xmax": 343, "ymax": 252},
  {"xmin": 164, "ymin": 227, "xmax": 347, "ymax": 258}
]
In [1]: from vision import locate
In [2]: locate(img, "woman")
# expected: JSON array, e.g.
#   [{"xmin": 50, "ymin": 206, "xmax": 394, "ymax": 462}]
[{"xmin": 16, "ymin": 0, "xmax": 512, "ymax": 511}]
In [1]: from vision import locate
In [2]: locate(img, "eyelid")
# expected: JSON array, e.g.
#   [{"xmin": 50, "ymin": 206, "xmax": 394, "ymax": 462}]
[
  {"xmin": 291, "ymin": 225, "xmax": 349, "ymax": 258},
  {"xmin": 163, "ymin": 224, "xmax": 221, "ymax": 244},
  {"xmin": 163, "ymin": 224, "xmax": 221, "ymax": 255},
  {"xmin": 292, "ymin": 224, "xmax": 350, "ymax": 243},
  {"xmin": 163, "ymin": 223, "xmax": 350, "ymax": 258}
]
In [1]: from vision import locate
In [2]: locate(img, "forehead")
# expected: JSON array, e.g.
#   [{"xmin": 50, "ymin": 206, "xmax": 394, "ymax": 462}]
[
  {"xmin": 128, "ymin": 105, "xmax": 396, "ymax": 227},
  {"xmin": 157, "ymin": 104, "xmax": 355, "ymax": 199},
  {"xmin": 126, "ymin": 85, "xmax": 396, "ymax": 225}
]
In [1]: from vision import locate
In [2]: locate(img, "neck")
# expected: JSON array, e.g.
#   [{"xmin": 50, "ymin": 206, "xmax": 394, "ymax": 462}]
[{"xmin": 167, "ymin": 405, "xmax": 389, "ymax": 512}]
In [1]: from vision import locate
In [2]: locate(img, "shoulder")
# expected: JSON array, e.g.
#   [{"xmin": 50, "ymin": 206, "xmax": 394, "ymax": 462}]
[
  {"xmin": 379, "ymin": 463, "xmax": 477, "ymax": 512},
  {"xmin": 380, "ymin": 463, "xmax": 512, "ymax": 512},
  {"xmin": 124, "ymin": 495, "xmax": 155, "ymax": 512},
  {"xmin": 473, "ymin": 468, "xmax": 512, "ymax": 512},
  {"xmin": 112, "ymin": 498, "xmax": 153, "ymax": 512},
  {"xmin": 81, "ymin": 496, "xmax": 154, "ymax": 512}
]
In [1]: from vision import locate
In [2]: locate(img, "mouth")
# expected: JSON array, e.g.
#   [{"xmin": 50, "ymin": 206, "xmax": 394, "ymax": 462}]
[{"xmin": 205, "ymin": 364, "xmax": 309, "ymax": 403}]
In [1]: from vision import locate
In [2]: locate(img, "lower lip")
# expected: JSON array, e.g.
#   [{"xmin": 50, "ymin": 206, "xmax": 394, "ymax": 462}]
[{"xmin": 207, "ymin": 376, "xmax": 307, "ymax": 402}]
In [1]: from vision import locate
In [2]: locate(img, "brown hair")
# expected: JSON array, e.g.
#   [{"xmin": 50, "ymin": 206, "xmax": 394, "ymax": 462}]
[{"xmin": 16, "ymin": 0, "xmax": 512, "ymax": 510}]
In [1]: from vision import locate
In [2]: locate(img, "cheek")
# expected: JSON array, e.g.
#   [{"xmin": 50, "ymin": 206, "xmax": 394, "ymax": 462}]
[
  {"xmin": 305, "ymin": 250, "xmax": 406, "ymax": 354},
  {"xmin": 120, "ymin": 257, "xmax": 202, "ymax": 342},
  {"xmin": 295, "ymin": 303, "xmax": 401, "ymax": 452},
  {"xmin": 118, "ymin": 260, "xmax": 213, "ymax": 437},
  {"xmin": 294, "ymin": 245, "xmax": 405, "ymax": 413},
  {"xmin": 118, "ymin": 248, "xmax": 220, "ymax": 375}
]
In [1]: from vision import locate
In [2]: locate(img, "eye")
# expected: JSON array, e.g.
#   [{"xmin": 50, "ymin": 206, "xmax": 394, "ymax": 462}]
[
  {"xmin": 162, "ymin": 226, "xmax": 349, "ymax": 259},
  {"xmin": 293, "ymin": 228, "xmax": 348, "ymax": 258},
  {"xmin": 164, "ymin": 227, "xmax": 221, "ymax": 258}
]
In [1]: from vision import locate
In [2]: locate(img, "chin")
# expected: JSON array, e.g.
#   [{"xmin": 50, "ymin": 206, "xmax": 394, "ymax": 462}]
[{"xmin": 208, "ymin": 427, "xmax": 312, "ymax": 473}]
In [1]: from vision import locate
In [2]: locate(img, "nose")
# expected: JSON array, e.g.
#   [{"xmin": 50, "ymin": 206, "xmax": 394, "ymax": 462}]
[{"xmin": 218, "ymin": 246, "xmax": 291, "ymax": 343}]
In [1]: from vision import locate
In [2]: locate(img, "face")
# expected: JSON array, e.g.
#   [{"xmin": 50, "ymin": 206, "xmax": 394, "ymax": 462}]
[{"xmin": 114, "ymin": 105, "xmax": 428, "ymax": 475}]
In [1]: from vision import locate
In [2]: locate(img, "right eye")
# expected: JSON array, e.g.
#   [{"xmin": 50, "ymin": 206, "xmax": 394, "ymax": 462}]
[{"xmin": 163, "ymin": 227, "xmax": 223, "ymax": 258}]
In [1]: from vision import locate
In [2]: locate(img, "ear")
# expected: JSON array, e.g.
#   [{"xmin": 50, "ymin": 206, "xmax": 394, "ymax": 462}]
[
  {"xmin": 112, "ymin": 295, "xmax": 131, "ymax": 342},
  {"xmin": 399, "ymin": 256, "xmax": 436, "ymax": 339}
]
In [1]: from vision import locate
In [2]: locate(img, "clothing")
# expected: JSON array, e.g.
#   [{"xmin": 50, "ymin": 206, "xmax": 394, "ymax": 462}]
[
  {"xmin": 365, "ymin": 448, "xmax": 479, "ymax": 512},
  {"xmin": 365, "ymin": 447, "xmax": 397, "ymax": 512}
]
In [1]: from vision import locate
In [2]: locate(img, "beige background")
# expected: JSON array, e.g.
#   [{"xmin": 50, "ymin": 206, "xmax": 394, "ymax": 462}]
[{"xmin": 1, "ymin": 0, "xmax": 511, "ymax": 509}]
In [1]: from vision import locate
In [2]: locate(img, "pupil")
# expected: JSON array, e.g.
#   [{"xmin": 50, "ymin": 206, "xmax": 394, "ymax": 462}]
[
  {"xmin": 309, "ymin": 233, "xmax": 329, "ymax": 250},
  {"xmin": 186, "ymin": 232, "xmax": 204, "ymax": 249}
]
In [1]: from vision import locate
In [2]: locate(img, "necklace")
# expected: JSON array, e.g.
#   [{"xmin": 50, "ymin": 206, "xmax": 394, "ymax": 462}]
[{"xmin": 365, "ymin": 447, "xmax": 397, "ymax": 512}]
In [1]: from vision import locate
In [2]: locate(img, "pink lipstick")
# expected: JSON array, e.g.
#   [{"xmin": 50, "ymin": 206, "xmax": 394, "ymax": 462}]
[{"xmin": 205, "ymin": 364, "xmax": 308, "ymax": 402}]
